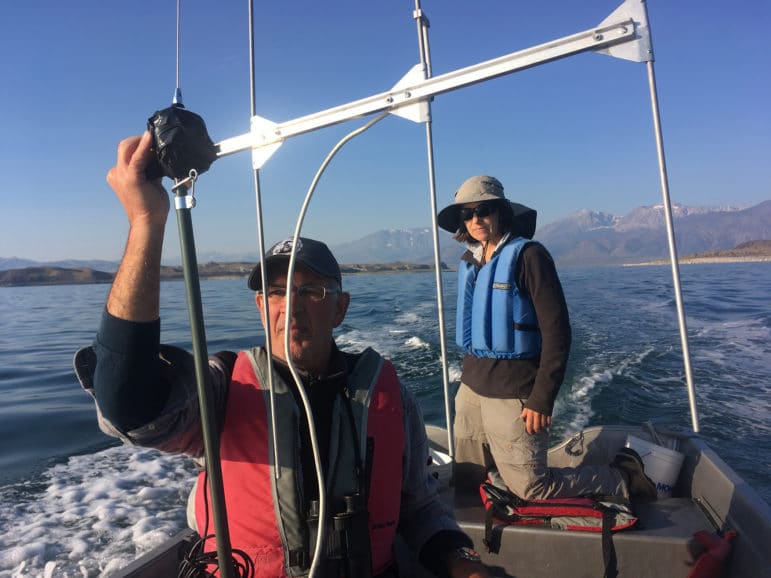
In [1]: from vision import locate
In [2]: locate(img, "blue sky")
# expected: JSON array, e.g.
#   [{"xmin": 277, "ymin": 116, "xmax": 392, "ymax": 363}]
[{"xmin": 1, "ymin": 0, "xmax": 769, "ymax": 262}]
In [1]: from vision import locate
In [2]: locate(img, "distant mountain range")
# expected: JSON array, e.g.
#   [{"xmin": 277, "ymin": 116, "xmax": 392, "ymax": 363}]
[
  {"xmin": 537, "ymin": 200, "xmax": 771, "ymax": 266},
  {"xmin": 2, "ymin": 200, "xmax": 769, "ymax": 272},
  {"xmin": 330, "ymin": 200, "xmax": 771, "ymax": 267}
]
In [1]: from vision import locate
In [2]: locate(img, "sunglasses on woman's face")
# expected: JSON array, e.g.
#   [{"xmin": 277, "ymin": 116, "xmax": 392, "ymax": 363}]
[{"xmin": 460, "ymin": 202, "xmax": 497, "ymax": 221}]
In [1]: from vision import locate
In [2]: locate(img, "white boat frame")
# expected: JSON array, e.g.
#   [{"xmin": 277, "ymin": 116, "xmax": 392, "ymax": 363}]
[{"xmin": 129, "ymin": 1, "xmax": 769, "ymax": 577}]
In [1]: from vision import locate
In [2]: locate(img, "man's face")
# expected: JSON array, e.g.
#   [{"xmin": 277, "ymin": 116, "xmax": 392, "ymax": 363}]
[{"xmin": 255, "ymin": 265, "xmax": 349, "ymax": 374}]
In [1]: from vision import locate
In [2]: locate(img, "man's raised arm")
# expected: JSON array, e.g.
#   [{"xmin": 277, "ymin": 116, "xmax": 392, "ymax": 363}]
[{"xmin": 105, "ymin": 131, "xmax": 169, "ymax": 321}]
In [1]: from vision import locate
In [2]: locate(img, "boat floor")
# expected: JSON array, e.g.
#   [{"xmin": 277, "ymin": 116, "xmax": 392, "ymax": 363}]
[
  {"xmin": 116, "ymin": 424, "xmax": 769, "ymax": 578},
  {"xmin": 427, "ymin": 424, "xmax": 768, "ymax": 578}
]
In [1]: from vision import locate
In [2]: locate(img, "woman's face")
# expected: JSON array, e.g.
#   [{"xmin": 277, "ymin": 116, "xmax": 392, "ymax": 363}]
[{"xmin": 460, "ymin": 201, "xmax": 500, "ymax": 244}]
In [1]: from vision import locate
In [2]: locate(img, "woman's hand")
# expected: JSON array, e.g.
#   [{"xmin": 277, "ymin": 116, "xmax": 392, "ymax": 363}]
[{"xmin": 520, "ymin": 407, "xmax": 551, "ymax": 434}]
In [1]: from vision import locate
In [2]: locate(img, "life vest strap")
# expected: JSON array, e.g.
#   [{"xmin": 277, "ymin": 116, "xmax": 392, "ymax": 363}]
[{"xmin": 287, "ymin": 548, "xmax": 310, "ymax": 569}]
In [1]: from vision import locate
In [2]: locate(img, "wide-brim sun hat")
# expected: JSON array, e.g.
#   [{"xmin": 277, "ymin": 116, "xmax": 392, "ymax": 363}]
[
  {"xmin": 247, "ymin": 236, "xmax": 342, "ymax": 291},
  {"xmin": 437, "ymin": 175, "xmax": 537, "ymax": 239}
]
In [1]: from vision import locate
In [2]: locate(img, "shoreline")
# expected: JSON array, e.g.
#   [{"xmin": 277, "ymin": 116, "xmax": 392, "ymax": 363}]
[
  {"xmin": 625, "ymin": 256, "xmax": 771, "ymax": 267},
  {"xmin": 0, "ymin": 263, "xmax": 451, "ymax": 288},
  {"xmin": 3, "ymin": 256, "xmax": 770, "ymax": 287}
]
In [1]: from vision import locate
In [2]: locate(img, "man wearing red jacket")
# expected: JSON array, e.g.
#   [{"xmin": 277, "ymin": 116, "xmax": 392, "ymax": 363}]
[{"xmin": 76, "ymin": 132, "xmax": 491, "ymax": 578}]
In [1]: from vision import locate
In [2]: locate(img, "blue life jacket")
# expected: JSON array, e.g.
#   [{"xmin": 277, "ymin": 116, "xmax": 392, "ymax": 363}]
[{"xmin": 456, "ymin": 238, "xmax": 541, "ymax": 359}]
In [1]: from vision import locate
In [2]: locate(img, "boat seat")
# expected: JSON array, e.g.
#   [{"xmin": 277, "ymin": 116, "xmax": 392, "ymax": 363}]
[{"xmin": 451, "ymin": 485, "xmax": 714, "ymax": 578}]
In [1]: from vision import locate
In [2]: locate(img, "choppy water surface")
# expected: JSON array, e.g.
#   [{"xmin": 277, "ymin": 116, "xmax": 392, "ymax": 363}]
[{"xmin": 1, "ymin": 263, "xmax": 769, "ymax": 576}]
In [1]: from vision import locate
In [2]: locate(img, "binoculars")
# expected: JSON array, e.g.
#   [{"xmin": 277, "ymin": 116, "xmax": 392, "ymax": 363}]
[{"xmin": 308, "ymin": 493, "xmax": 373, "ymax": 578}]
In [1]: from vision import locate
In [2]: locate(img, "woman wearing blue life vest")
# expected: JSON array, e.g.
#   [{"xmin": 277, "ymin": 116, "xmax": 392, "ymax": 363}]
[{"xmin": 438, "ymin": 175, "xmax": 656, "ymax": 501}]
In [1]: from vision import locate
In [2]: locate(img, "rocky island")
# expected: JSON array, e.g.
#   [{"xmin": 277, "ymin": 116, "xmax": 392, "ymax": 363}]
[{"xmin": 0, "ymin": 267, "xmax": 115, "ymax": 287}]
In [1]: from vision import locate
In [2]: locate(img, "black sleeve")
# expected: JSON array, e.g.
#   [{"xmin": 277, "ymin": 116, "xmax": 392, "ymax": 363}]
[
  {"xmin": 92, "ymin": 309, "xmax": 170, "ymax": 430},
  {"xmin": 517, "ymin": 243, "xmax": 572, "ymax": 415}
]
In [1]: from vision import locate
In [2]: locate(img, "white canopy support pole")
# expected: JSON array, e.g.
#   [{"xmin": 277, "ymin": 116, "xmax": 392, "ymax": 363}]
[
  {"xmin": 638, "ymin": 4, "xmax": 700, "ymax": 432},
  {"xmin": 412, "ymin": 1, "xmax": 455, "ymax": 458},
  {"xmin": 218, "ymin": 0, "xmax": 701, "ymax": 434},
  {"xmin": 216, "ymin": 2, "xmax": 641, "ymax": 163},
  {"xmin": 245, "ymin": 2, "xmax": 282, "ymax": 471}
]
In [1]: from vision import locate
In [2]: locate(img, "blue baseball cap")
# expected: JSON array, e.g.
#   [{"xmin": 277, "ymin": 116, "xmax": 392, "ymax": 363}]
[{"xmin": 247, "ymin": 236, "xmax": 342, "ymax": 290}]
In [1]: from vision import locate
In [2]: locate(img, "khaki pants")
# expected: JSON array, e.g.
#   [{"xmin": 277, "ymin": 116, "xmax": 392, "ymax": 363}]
[{"xmin": 453, "ymin": 382, "xmax": 627, "ymax": 499}]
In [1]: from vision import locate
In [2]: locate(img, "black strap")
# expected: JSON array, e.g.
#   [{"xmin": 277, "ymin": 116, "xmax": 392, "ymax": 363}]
[
  {"xmin": 364, "ymin": 436, "xmax": 375, "ymax": 502},
  {"xmin": 288, "ymin": 548, "xmax": 310, "ymax": 569},
  {"xmin": 601, "ymin": 508, "xmax": 618, "ymax": 578},
  {"xmin": 512, "ymin": 321, "xmax": 539, "ymax": 332},
  {"xmin": 214, "ymin": 350, "xmax": 238, "ymax": 375},
  {"xmin": 342, "ymin": 385, "xmax": 367, "ymax": 495},
  {"xmin": 483, "ymin": 505, "xmax": 503, "ymax": 555}
]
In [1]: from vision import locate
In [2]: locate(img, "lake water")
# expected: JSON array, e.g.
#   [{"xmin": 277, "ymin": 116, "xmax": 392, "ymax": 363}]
[{"xmin": 0, "ymin": 263, "xmax": 769, "ymax": 576}]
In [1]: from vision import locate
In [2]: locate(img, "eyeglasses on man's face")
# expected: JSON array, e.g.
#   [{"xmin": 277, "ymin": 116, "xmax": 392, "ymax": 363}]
[
  {"xmin": 265, "ymin": 284, "xmax": 339, "ymax": 303},
  {"xmin": 460, "ymin": 202, "xmax": 497, "ymax": 221}
]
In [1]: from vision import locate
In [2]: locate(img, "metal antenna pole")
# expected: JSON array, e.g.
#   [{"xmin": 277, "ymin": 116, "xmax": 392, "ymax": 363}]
[
  {"xmin": 641, "ymin": 3, "xmax": 699, "ymax": 432},
  {"xmin": 173, "ymin": 0, "xmax": 183, "ymax": 105},
  {"xmin": 165, "ymin": 5, "xmax": 235, "ymax": 576},
  {"xmin": 173, "ymin": 180, "xmax": 236, "ymax": 578},
  {"xmin": 413, "ymin": 0, "xmax": 455, "ymax": 456}
]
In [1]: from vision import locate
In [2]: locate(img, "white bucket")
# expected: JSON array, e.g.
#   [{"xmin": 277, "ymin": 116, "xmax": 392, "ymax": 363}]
[
  {"xmin": 428, "ymin": 447, "xmax": 453, "ymax": 490},
  {"xmin": 625, "ymin": 435, "xmax": 685, "ymax": 498}
]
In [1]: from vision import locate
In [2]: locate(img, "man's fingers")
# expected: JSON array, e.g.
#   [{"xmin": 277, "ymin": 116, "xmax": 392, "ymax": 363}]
[
  {"xmin": 129, "ymin": 131, "xmax": 155, "ymax": 173},
  {"xmin": 111, "ymin": 132, "xmax": 154, "ymax": 179},
  {"xmin": 115, "ymin": 135, "xmax": 143, "ymax": 167}
]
